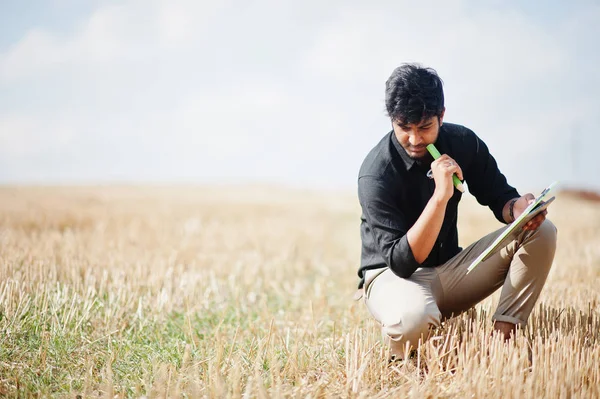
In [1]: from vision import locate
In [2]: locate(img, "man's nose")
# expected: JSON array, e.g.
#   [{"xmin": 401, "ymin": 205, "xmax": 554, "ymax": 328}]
[{"xmin": 409, "ymin": 132, "xmax": 423, "ymax": 146}]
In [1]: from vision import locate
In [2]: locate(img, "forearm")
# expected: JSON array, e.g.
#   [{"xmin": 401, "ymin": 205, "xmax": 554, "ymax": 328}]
[
  {"xmin": 406, "ymin": 194, "xmax": 448, "ymax": 264},
  {"xmin": 501, "ymin": 197, "xmax": 519, "ymax": 224}
]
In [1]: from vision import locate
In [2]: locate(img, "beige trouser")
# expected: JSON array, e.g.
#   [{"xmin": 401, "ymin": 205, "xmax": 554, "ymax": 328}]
[{"xmin": 363, "ymin": 219, "xmax": 558, "ymax": 359}]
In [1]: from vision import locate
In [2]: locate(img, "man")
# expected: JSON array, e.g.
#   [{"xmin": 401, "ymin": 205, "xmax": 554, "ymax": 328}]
[{"xmin": 357, "ymin": 63, "xmax": 557, "ymax": 360}]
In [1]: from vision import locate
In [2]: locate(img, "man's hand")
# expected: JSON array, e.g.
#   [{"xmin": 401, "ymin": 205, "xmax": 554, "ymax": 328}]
[
  {"xmin": 431, "ymin": 154, "xmax": 463, "ymax": 202},
  {"xmin": 513, "ymin": 193, "xmax": 547, "ymax": 231}
]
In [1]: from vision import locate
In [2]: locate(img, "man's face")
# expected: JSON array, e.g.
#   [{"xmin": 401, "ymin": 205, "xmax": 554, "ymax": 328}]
[{"xmin": 392, "ymin": 111, "xmax": 445, "ymax": 160}]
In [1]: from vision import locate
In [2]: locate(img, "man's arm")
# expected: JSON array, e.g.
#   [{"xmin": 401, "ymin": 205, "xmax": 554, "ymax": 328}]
[
  {"xmin": 406, "ymin": 195, "xmax": 447, "ymax": 263},
  {"xmin": 467, "ymin": 138, "xmax": 546, "ymax": 230},
  {"xmin": 463, "ymin": 133, "xmax": 521, "ymax": 223},
  {"xmin": 407, "ymin": 154, "xmax": 464, "ymax": 263}
]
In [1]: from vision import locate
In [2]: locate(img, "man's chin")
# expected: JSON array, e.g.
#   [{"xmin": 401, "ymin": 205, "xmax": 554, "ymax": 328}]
[{"xmin": 408, "ymin": 149, "xmax": 428, "ymax": 159}]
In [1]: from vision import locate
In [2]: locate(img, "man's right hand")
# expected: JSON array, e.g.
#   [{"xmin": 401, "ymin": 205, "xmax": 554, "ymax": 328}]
[{"xmin": 431, "ymin": 154, "xmax": 463, "ymax": 202}]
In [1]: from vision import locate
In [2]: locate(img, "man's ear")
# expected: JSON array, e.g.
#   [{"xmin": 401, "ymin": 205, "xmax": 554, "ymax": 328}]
[{"xmin": 439, "ymin": 108, "xmax": 446, "ymax": 126}]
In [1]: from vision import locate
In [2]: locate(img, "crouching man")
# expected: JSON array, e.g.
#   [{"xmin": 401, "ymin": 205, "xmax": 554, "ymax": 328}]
[{"xmin": 356, "ymin": 63, "xmax": 557, "ymax": 360}]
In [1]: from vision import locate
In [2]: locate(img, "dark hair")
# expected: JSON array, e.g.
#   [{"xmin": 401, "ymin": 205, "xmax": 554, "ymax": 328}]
[{"xmin": 385, "ymin": 64, "xmax": 445, "ymax": 126}]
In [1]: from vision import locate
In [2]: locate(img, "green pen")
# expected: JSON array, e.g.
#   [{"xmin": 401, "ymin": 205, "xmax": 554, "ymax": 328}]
[{"xmin": 426, "ymin": 144, "xmax": 465, "ymax": 193}]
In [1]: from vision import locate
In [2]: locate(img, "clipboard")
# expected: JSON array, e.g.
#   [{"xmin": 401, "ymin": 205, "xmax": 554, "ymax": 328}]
[{"xmin": 466, "ymin": 181, "xmax": 558, "ymax": 274}]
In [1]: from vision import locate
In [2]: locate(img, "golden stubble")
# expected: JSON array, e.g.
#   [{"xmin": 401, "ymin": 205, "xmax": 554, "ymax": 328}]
[{"xmin": 0, "ymin": 186, "xmax": 598, "ymax": 398}]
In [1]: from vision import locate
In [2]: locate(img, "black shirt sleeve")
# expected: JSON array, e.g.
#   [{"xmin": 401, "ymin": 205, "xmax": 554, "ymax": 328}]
[
  {"xmin": 358, "ymin": 176, "xmax": 421, "ymax": 278},
  {"xmin": 464, "ymin": 133, "xmax": 520, "ymax": 223}
]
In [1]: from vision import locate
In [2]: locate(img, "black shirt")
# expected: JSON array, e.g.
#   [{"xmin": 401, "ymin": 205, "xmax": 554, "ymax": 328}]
[{"xmin": 357, "ymin": 123, "xmax": 519, "ymax": 288}]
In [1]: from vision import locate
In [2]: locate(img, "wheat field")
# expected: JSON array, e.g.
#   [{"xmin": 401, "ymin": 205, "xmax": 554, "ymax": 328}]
[{"xmin": 0, "ymin": 186, "xmax": 598, "ymax": 398}]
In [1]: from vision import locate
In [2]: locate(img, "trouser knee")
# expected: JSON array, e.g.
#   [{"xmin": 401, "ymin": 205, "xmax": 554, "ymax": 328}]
[
  {"xmin": 529, "ymin": 219, "xmax": 557, "ymax": 247},
  {"xmin": 523, "ymin": 219, "xmax": 557, "ymax": 265},
  {"xmin": 382, "ymin": 308, "xmax": 441, "ymax": 358},
  {"xmin": 533, "ymin": 218, "xmax": 557, "ymax": 243}
]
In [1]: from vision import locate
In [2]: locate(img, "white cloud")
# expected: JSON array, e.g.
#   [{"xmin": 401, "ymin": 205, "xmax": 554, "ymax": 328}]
[
  {"xmin": 0, "ymin": 0, "xmax": 598, "ymax": 190},
  {"xmin": 0, "ymin": 0, "xmax": 226, "ymax": 83}
]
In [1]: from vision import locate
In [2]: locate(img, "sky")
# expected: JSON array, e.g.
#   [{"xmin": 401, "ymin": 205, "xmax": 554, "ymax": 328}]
[{"xmin": 1, "ymin": 0, "xmax": 599, "ymax": 192}]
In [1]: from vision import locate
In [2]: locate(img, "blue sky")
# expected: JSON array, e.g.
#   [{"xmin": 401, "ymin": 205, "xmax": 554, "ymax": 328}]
[{"xmin": 1, "ymin": 0, "xmax": 599, "ymax": 192}]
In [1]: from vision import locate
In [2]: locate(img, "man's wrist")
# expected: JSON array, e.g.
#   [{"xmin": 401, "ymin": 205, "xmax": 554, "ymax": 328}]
[
  {"xmin": 508, "ymin": 198, "xmax": 518, "ymax": 222},
  {"xmin": 431, "ymin": 191, "xmax": 449, "ymax": 206}
]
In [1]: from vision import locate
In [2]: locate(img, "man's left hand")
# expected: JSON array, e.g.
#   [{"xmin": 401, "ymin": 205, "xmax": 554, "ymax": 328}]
[{"xmin": 513, "ymin": 193, "xmax": 547, "ymax": 231}]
